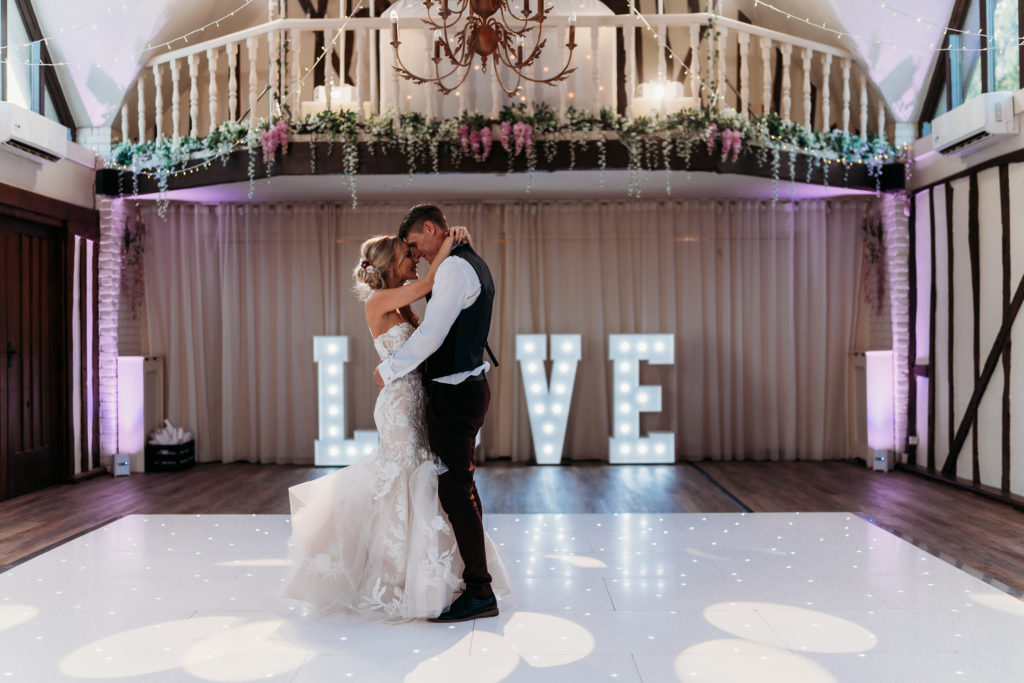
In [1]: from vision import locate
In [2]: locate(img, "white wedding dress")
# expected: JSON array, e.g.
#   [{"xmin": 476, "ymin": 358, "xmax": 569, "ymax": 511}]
[{"xmin": 283, "ymin": 322, "xmax": 510, "ymax": 620}]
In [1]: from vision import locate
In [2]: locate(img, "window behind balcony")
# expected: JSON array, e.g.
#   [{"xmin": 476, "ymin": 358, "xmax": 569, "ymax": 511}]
[
  {"xmin": 922, "ymin": 0, "xmax": 1023, "ymax": 132},
  {"xmin": 1, "ymin": 0, "xmax": 74, "ymax": 133}
]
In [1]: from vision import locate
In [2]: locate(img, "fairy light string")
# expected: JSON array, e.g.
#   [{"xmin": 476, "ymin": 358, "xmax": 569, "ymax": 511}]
[
  {"xmin": 628, "ymin": 4, "xmax": 899, "ymax": 170},
  {"xmin": 752, "ymin": 0, "xmax": 1020, "ymax": 52},
  {"xmin": 0, "ymin": 0, "xmax": 256, "ymax": 67},
  {"xmin": 103, "ymin": 0, "xmax": 364, "ymax": 178},
  {"xmin": 103, "ymin": 0, "xmax": 904, "ymax": 193}
]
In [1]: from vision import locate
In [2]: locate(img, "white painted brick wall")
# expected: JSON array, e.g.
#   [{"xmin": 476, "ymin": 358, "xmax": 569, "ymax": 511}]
[{"xmin": 97, "ymin": 196, "xmax": 128, "ymax": 459}]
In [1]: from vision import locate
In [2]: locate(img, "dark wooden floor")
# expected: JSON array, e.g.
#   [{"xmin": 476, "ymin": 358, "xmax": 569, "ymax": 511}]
[{"xmin": 2, "ymin": 460, "xmax": 1023, "ymax": 595}]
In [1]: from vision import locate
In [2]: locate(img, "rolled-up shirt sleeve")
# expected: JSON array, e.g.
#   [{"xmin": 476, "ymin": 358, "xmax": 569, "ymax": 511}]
[{"xmin": 377, "ymin": 258, "xmax": 473, "ymax": 384}]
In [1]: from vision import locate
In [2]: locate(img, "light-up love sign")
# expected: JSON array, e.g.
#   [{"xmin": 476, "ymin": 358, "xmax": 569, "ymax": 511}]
[
  {"xmin": 607, "ymin": 334, "xmax": 675, "ymax": 464},
  {"xmin": 516, "ymin": 334, "xmax": 582, "ymax": 464},
  {"xmin": 313, "ymin": 336, "xmax": 378, "ymax": 466},
  {"xmin": 314, "ymin": 333, "xmax": 675, "ymax": 465}
]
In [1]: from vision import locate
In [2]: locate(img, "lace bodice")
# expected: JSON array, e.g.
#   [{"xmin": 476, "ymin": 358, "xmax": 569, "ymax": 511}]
[{"xmin": 374, "ymin": 322, "xmax": 415, "ymax": 361}]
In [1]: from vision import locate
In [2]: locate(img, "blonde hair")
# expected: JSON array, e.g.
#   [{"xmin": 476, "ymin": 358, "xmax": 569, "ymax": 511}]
[{"xmin": 353, "ymin": 235, "xmax": 403, "ymax": 301}]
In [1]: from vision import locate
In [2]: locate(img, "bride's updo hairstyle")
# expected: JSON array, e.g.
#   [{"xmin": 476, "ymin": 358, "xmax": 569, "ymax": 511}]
[{"xmin": 353, "ymin": 235, "xmax": 402, "ymax": 301}]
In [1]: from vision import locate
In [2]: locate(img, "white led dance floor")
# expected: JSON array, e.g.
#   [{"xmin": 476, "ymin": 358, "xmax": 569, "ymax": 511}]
[{"xmin": 2, "ymin": 513, "xmax": 1023, "ymax": 682}]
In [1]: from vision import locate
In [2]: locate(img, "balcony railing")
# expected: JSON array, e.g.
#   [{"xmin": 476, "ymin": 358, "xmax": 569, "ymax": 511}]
[{"xmin": 115, "ymin": 10, "xmax": 892, "ymax": 147}]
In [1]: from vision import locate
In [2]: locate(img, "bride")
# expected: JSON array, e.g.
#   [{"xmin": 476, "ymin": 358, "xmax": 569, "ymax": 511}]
[{"xmin": 283, "ymin": 227, "xmax": 509, "ymax": 621}]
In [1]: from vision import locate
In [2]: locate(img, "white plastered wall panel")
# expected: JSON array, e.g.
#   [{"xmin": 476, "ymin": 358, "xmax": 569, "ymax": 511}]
[
  {"xmin": 932, "ymin": 183, "xmax": 951, "ymax": 465},
  {"xmin": 977, "ymin": 167, "xmax": 1004, "ymax": 488},
  {"xmin": 913, "ymin": 189, "xmax": 932, "ymax": 463},
  {"xmin": 1009, "ymin": 162, "xmax": 1024, "ymax": 496},
  {"xmin": 950, "ymin": 176, "xmax": 974, "ymax": 482}
]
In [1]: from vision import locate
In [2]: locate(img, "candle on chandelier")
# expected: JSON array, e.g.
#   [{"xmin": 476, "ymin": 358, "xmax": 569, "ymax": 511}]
[
  {"xmin": 390, "ymin": 10, "xmax": 398, "ymax": 44},
  {"xmin": 568, "ymin": 12, "xmax": 576, "ymax": 44},
  {"xmin": 524, "ymin": 0, "xmax": 530, "ymax": 16},
  {"xmin": 516, "ymin": 34, "xmax": 525, "ymax": 64},
  {"xmin": 434, "ymin": 29, "xmax": 442, "ymax": 60}
]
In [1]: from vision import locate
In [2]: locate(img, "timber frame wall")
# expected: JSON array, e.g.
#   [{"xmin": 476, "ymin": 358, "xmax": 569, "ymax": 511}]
[{"xmin": 906, "ymin": 148, "xmax": 1024, "ymax": 507}]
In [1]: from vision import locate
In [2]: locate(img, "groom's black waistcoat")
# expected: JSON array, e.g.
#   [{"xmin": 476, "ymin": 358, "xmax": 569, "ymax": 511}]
[{"xmin": 422, "ymin": 244, "xmax": 494, "ymax": 381}]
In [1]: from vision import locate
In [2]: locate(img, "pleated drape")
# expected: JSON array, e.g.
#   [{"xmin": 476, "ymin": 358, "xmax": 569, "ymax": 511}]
[{"xmin": 141, "ymin": 197, "xmax": 866, "ymax": 464}]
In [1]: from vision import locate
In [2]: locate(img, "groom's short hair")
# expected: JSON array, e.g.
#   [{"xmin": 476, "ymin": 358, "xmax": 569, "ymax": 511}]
[{"xmin": 399, "ymin": 204, "xmax": 447, "ymax": 240}]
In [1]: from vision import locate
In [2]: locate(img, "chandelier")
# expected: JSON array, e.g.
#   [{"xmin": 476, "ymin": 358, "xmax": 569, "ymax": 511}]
[{"xmin": 389, "ymin": 0, "xmax": 578, "ymax": 98}]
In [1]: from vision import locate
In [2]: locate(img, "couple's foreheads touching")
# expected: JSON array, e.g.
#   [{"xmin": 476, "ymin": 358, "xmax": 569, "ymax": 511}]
[{"xmin": 354, "ymin": 203, "xmax": 449, "ymax": 300}]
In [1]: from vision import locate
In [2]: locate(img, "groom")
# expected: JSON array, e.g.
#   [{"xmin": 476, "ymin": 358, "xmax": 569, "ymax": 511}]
[{"xmin": 373, "ymin": 203, "xmax": 499, "ymax": 622}]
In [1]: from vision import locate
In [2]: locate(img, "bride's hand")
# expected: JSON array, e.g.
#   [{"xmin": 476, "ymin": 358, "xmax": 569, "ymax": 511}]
[
  {"xmin": 436, "ymin": 234, "xmax": 455, "ymax": 262},
  {"xmin": 450, "ymin": 225, "xmax": 473, "ymax": 247}
]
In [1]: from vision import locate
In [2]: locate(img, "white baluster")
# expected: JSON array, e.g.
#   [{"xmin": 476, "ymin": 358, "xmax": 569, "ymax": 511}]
[
  {"xmin": 821, "ymin": 53, "xmax": 832, "ymax": 130},
  {"xmin": 247, "ymin": 38, "xmax": 257, "ymax": 126},
  {"xmin": 121, "ymin": 104, "xmax": 129, "ymax": 143},
  {"xmin": 841, "ymin": 57, "xmax": 851, "ymax": 132},
  {"xmin": 170, "ymin": 58, "xmax": 181, "ymax": 140},
  {"xmin": 760, "ymin": 35, "xmax": 771, "ymax": 115},
  {"xmin": 717, "ymin": 25, "xmax": 726, "ymax": 110},
  {"xmin": 626, "ymin": 23, "xmax": 637, "ymax": 115},
  {"xmin": 877, "ymin": 103, "xmax": 886, "ymax": 141},
  {"xmin": 207, "ymin": 48, "xmax": 219, "ymax": 134},
  {"xmin": 188, "ymin": 53, "xmax": 199, "ymax": 137},
  {"xmin": 152, "ymin": 63, "xmax": 163, "ymax": 141},
  {"xmin": 325, "ymin": 29, "xmax": 334, "ymax": 112},
  {"xmin": 491, "ymin": 62, "xmax": 499, "ymax": 119},
  {"xmin": 859, "ymin": 72, "xmax": 867, "ymax": 140},
  {"xmin": 737, "ymin": 31, "xmax": 749, "ymax": 118},
  {"xmin": 658, "ymin": 18, "xmax": 667, "ymax": 83},
  {"xmin": 291, "ymin": 29, "xmax": 301, "ymax": 114},
  {"xmin": 356, "ymin": 26, "xmax": 369, "ymax": 116},
  {"xmin": 228, "ymin": 43, "xmax": 238, "ymax": 122},
  {"xmin": 780, "ymin": 42, "xmax": 792, "ymax": 122},
  {"xmin": 689, "ymin": 23, "xmax": 701, "ymax": 102},
  {"xmin": 801, "ymin": 47, "xmax": 811, "ymax": 129},
  {"xmin": 591, "ymin": 26, "xmax": 600, "ymax": 115},
  {"xmin": 391, "ymin": 22, "xmax": 400, "ymax": 122},
  {"xmin": 137, "ymin": 77, "xmax": 146, "ymax": 143}
]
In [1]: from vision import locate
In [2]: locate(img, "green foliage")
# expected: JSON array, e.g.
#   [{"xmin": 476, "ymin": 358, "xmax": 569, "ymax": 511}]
[{"xmin": 106, "ymin": 105, "xmax": 906, "ymax": 208}]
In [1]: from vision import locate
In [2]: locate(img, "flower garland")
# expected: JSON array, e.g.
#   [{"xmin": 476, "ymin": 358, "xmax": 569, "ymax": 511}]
[{"xmin": 107, "ymin": 104, "xmax": 906, "ymax": 210}]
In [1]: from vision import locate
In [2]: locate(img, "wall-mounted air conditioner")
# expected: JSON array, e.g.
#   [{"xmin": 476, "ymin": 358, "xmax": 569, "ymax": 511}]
[
  {"xmin": 0, "ymin": 101, "xmax": 68, "ymax": 163},
  {"xmin": 931, "ymin": 91, "xmax": 1018, "ymax": 156}
]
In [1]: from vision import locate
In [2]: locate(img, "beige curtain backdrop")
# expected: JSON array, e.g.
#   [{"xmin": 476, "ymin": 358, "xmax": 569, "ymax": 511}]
[{"xmin": 140, "ymin": 197, "xmax": 867, "ymax": 464}]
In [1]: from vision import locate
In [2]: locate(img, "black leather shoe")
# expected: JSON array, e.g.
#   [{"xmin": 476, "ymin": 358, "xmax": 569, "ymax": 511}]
[{"xmin": 429, "ymin": 592, "xmax": 498, "ymax": 623}]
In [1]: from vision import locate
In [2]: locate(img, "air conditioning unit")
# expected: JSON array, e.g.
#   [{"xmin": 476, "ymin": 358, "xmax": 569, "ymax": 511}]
[
  {"xmin": 932, "ymin": 91, "xmax": 1018, "ymax": 156},
  {"xmin": 0, "ymin": 101, "xmax": 68, "ymax": 163}
]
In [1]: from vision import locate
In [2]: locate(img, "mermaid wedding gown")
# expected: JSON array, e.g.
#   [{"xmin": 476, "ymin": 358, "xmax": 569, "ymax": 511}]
[{"xmin": 283, "ymin": 322, "xmax": 510, "ymax": 620}]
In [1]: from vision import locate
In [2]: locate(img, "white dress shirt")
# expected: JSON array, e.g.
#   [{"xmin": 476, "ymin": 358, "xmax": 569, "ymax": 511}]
[{"xmin": 377, "ymin": 255, "xmax": 490, "ymax": 385}]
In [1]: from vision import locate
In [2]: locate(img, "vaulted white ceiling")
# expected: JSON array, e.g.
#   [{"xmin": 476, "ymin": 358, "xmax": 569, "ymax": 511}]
[{"xmin": 29, "ymin": 0, "xmax": 954, "ymax": 128}]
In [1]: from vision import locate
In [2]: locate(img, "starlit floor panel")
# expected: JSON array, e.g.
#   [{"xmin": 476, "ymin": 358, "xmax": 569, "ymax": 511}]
[{"xmin": 2, "ymin": 512, "xmax": 1023, "ymax": 682}]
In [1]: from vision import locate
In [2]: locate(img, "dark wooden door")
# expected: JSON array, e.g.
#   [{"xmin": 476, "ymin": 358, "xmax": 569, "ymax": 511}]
[{"xmin": 1, "ymin": 216, "xmax": 66, "ymax": 500}]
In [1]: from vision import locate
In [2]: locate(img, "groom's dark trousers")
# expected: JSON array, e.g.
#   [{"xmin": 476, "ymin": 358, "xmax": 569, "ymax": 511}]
[{"xmin": 425, "ymin": 378, "xmax": 493, "ymax": 599}]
